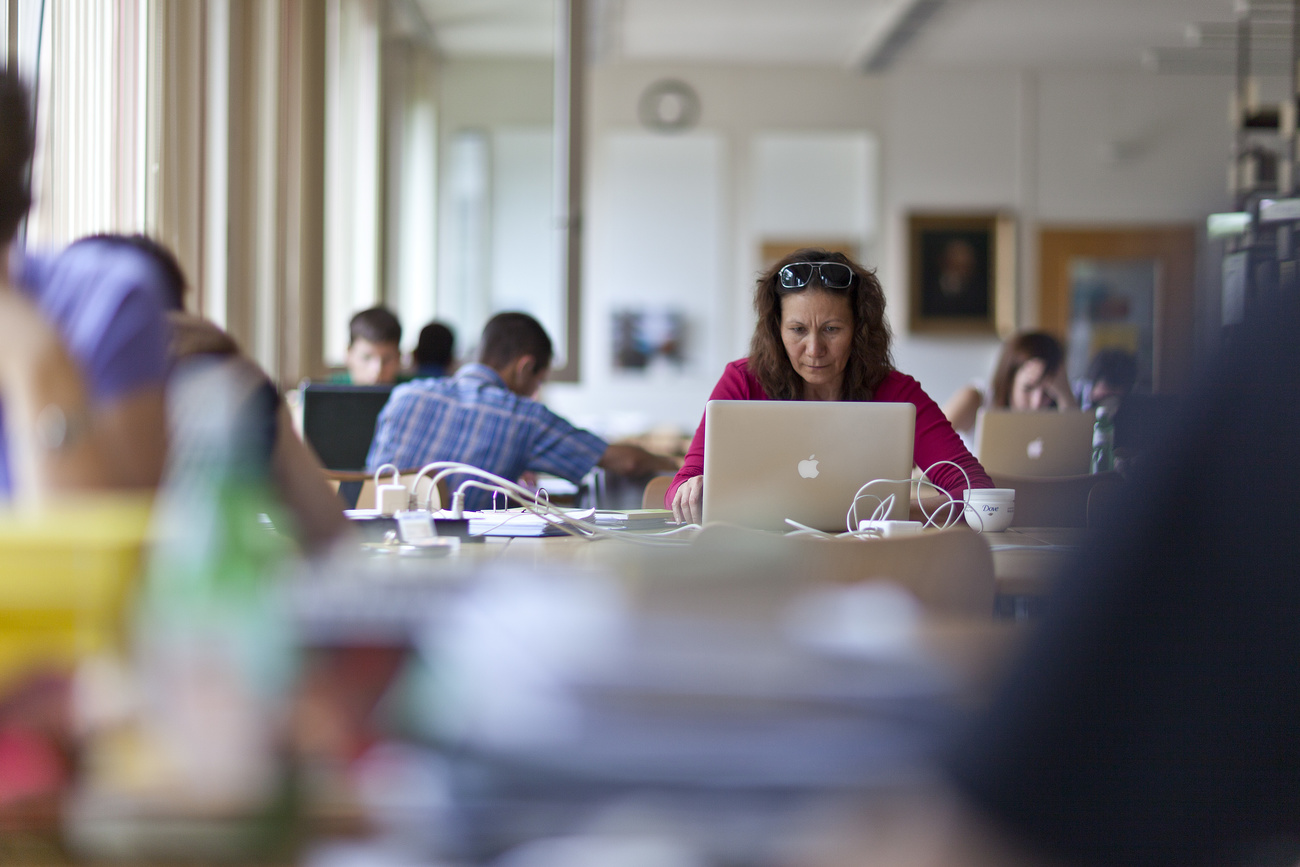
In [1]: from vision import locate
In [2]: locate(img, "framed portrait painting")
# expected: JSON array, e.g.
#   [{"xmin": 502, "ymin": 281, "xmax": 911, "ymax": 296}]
[{"xmin": 908, "ymin": 213, "xmax": 1016, "ymax": 335}]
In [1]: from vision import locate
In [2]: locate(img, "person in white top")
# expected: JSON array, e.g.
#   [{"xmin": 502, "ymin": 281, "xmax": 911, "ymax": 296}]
[{"xmin": 943, "ymin": 331, "xmax": 1080, "ymax": 449}]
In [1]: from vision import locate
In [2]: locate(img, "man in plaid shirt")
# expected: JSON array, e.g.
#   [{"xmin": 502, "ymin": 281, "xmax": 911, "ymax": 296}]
[{"xmin": 367, "ymin": 312, "xmax": 672, "ymax": 511}]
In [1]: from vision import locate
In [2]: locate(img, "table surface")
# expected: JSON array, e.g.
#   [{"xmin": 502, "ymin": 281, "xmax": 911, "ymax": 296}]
[
  {"xmin": 984, "ymin": 526, "xmax": 1086, "ymax": 597},
  {"xmin": 53, "ymin": 523, "xmax": 1078, "ymax": 861},
  {"xmin": 401, "ymin": 522, "xmax": 1086, "ymax": 600}
]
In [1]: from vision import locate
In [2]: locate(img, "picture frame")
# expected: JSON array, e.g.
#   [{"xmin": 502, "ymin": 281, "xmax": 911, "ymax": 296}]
[
  {"xmin": 907, "ymin": 213, "xmax": 1016, "ymax": 335},
  {"xmin": 611, "ymin": 308, "xmax": 688, "ymax": 372}
]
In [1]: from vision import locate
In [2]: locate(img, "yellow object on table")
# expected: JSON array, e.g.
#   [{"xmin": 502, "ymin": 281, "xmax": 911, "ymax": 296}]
[{"xmin": 0, "ymin": 496, "xmax": 153, "ymax": 690}]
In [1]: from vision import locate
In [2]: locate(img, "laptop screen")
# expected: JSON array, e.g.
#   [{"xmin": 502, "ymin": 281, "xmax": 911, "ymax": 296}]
[
  {"xmin": 702, "ymin": 400, "xmax": 915, "ymax": 531},
  {"xmin": 301, "ymin": 383, "xmax": 394, "ymax": 471},
  {"xmin": 974, "ymin": 409, "xmax": 1095, "ymax": 477}
]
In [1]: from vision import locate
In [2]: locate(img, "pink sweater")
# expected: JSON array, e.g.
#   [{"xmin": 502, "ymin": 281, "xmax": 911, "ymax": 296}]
[{"xmin": 665, "ymin": 358, "xmax": 993, "ymax": 508}]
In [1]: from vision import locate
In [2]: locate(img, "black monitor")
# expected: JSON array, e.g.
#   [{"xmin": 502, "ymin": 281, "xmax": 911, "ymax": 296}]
[{"xmin": 301, "ymin": 383, "xmax": 394, "ymax": 471}]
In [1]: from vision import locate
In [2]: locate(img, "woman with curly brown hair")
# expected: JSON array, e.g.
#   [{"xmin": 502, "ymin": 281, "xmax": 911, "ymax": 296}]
[{"xmin": 667, "ymin": 248, "xmax": 991, "ymax": 523}]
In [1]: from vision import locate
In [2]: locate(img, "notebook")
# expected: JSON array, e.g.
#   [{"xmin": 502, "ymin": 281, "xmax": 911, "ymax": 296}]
[
  {"xmin": 702, "ymin": 400, "xmax": 915, "ymax": 532},
  {"xmin": 301, "ymin": 383, "xmax": 394, "ymax": 471},
  {"xmin": 973, "ymin": 409, "xmax": 1095, "ymax": 477}
]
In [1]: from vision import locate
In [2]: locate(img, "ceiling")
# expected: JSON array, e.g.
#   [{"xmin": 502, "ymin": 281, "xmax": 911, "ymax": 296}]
[{"xmin": 413, "ymin": 0, "xmax": 1258, "ymax": 74}]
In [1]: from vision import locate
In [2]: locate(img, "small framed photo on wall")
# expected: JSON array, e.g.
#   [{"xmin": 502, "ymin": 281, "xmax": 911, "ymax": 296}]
[{"xmin": 907, "ymin": 213, "xmax": 1016, "ymax": 335}]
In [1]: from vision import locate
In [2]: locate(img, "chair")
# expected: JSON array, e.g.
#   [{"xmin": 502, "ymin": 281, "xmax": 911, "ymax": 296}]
[
  {"xmin": 322, "ymin": 469, "xmax": 368, "ymax": 509},
  {"xmin": 623, "ymin": 524, "xmax": 995, "ymax": 620},
  {"xmin": 353, "ymin": 472, "xmax": 448, "ymax": 512},
  {"xmin": 783, "ymin": 526, "xmax": 996, "ymax": 617},
  {"xmin": 1086, "ymin": 472, "xmax": 1127, "ymax": 528},
  {"xmin": 988, "ymin": 471, "xmax": 1123, "ymax": 528},
  {"xmin": 641, "ymin": 474, "xmax": 674, "ymax": 510}
]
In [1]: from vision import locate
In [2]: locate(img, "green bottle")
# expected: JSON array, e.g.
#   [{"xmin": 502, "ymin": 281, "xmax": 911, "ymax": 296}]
[
  {"xmin": 1091, "ymin": 403, "xmax": 1116, "ymax": 474},
  {"xmin": 134, "ymin": 358, "xmax": 296, "ymax": 818}
]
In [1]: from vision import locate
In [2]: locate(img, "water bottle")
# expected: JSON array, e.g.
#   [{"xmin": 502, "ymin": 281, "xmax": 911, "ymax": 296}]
[
  {"xmin": 134, "ymin": 357, "xmax": 294, "ymax": 811},
  {"xmin": 1091, "ymin": 403, "xmax": 1115, "ymax": 473}
]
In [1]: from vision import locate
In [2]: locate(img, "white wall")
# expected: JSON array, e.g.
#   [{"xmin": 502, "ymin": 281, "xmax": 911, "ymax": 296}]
[
  {"xmin": 548, "ymin": 63, "xmax": 888, "ymax": 434},
  {"xmin": 1035, "ymin": 73, "xmax": 1233, "ymax": 222},
  {"xmin": 430, "ymin": 59, "xmax": 1233, "ymax": 436},
  {"xmin": 433, "ymin": 59, "xmax": 555, "ymax": 361},
  {"xmin": 545, "ymin": 63, "xmax": 1233, "ymax": 435},
  {"xmin": 570, "ymin": 131, "xmax": 727, "ymax": 438},
  {"xmin": 885, "ymin": 70, "xmax": 1232, "ymax": 404},
  {"xmin": 879, "ymin": 70, "xmax": 1026, "ymax": 408}
]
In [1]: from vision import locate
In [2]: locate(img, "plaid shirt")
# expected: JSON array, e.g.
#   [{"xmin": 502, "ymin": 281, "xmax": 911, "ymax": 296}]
[{"xmin": 366, "ymin": 363, "xmax": 607, "ymax": 511}]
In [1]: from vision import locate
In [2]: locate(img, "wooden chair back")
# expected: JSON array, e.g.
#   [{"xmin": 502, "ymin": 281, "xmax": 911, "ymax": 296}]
[
  {"xmin": 322, "ymin": 469, "xmax": 367, "ymax": 509},
  {"xmin": 641, "ymin": 474, "xmax": 675, "ymax": 510},
  {"xmin": 622, "ymin": 524, "xmax": 996, "ymax": 620},
  {"xmin": 784, "ymin": 526, "xmax": 995, "ymax": 617},
  {"xmin": 1086, "ymin": 473, "xmax": 1127, "ymax": 528}
]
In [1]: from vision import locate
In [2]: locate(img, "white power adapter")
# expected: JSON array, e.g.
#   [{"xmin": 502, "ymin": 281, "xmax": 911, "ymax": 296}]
[
  {"xmin": 377, "ymin": 483, "xmax": 408, "ymax": 516},
  {"xmin": 372, "ymin": 463, "xmax": 408, "ymax": 516},
  {"xmin": 857, "ymin": 519, "xmax": 923, "ymax": 538}
]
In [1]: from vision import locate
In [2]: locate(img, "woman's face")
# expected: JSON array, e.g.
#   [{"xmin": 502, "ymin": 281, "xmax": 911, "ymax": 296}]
[
  {"xmin": 1010, "ymin": 357, "xmax": 1053, "ymax": 410},
  {"xmin": 780, "ymin": 289, "xmax": 854, "ymax": 400}
]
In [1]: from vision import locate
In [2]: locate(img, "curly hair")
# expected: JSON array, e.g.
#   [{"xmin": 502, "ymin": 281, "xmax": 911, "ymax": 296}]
[
  {"xmin": 0, "ymin": 68, "xmax": 33, "ymax": 245},
  {"xmin": 748, "ymin": 248, "xmax": 894, "ymax": 401},
  {"xmin": 990, "ymin": 330, "xmax": 1065, "ymax": 408}
]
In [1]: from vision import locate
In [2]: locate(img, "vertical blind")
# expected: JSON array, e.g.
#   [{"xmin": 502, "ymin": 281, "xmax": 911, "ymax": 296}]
[{"xmin": 26, "ymin": 0, "xmax": 149, "ymax": 247}]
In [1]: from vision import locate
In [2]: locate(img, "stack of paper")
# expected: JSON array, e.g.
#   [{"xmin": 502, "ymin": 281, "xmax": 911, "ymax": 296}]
[
  {"xmin": 593, "ymin": 509, "xmax": 674, "ymax": 529},
  {"xmin": 464, "ymin": 508, "xmax": 593, "ymax": 537}
]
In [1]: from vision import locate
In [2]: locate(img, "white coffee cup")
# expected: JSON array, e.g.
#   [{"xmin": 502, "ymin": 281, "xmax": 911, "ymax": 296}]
[
  {"xmin": 963, "ymin": 488, "xmax": 1015, "ymax": 533},
  {"xmin": 964, "ymin": 487, "xmax": 1015, "ymax": 500}
]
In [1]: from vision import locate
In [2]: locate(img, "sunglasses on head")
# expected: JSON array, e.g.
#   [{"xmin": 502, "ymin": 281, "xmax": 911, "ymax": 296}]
[{"xmin": 777, "ymin": 261, "xmax": 856, "ymax": 292}]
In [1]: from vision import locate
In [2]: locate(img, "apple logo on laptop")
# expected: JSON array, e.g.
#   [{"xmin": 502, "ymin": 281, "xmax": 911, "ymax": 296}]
[
  {"xmin": 1027, "ymin": 437, "xmax": 1044, "ymax": 460},
  {"xmin": 798, "ymin": 455, "xmax": 820, "ymax": 479}
]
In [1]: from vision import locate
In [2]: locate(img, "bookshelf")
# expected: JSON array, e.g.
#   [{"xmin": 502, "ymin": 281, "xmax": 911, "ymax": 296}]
[{"xmin": 1224, "ymin": 0, "xmax": 1300, "ymax": 319}]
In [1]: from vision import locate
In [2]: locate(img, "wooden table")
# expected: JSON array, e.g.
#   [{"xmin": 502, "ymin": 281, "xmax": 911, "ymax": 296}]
[
  {"xmin": 405, "ymin": 523, "xmax": 1086, "ymax": 611},
  {"xmin": 984, "ymin": 527, "xmax": 1086, "ymax": 598}
]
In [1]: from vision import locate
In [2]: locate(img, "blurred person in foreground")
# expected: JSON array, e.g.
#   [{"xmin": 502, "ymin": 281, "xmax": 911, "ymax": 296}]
[
  {"xmin": 76, "ymin": 233, "xmax": 348, "ymax": 555},
  {"xmin": 367, "ymin": 311, "xmax": 675, "ymax": 511},
  {"xmin": 841, "ymin": 297, "xmax": 1300, "ymax": 866},
  {"xmin": 0, "ymin": 68, "xmax": 171, "ymax": 502},
  {"xmin": 668, "ymin": 248, "xmax": 991, "ymax": 523}
]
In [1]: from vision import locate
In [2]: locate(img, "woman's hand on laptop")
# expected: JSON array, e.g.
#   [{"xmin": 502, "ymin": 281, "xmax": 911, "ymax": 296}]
[{"xmin": 672, "ymin": 475, "xmax": 703, "ymax": 525}]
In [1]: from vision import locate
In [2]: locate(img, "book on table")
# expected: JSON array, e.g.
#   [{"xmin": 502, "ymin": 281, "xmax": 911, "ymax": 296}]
[{"xmin": 460, "ymin": 508, "xmax": 675, "ymax": 537}]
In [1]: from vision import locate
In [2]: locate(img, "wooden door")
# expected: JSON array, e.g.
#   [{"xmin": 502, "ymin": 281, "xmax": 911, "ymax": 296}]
[{"xmin": 1039, "ymin": 226, "xmax": 1196, "ymax": 392}]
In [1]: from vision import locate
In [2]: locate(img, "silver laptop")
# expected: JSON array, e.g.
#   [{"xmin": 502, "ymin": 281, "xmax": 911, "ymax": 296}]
[
  {"xmin": 974, "ymin": 409, "xmax": 1096, "ymax": 477},
  {"xmin": 702, "ymin": 400, "xmax": 915, "ymax": 531}
]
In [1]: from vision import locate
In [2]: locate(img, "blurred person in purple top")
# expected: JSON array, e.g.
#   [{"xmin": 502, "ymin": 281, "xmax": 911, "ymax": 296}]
[
  {"xmin": 5, "ymin": 239, "xmax": 173, "ymax": 490},
  {"xmin": 0, "ymin": 67, "xmax": 171, "ymax": 500},
  {"xmin": 66, "ymin": 231, "xmax": 351, "ymax": 555}
]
